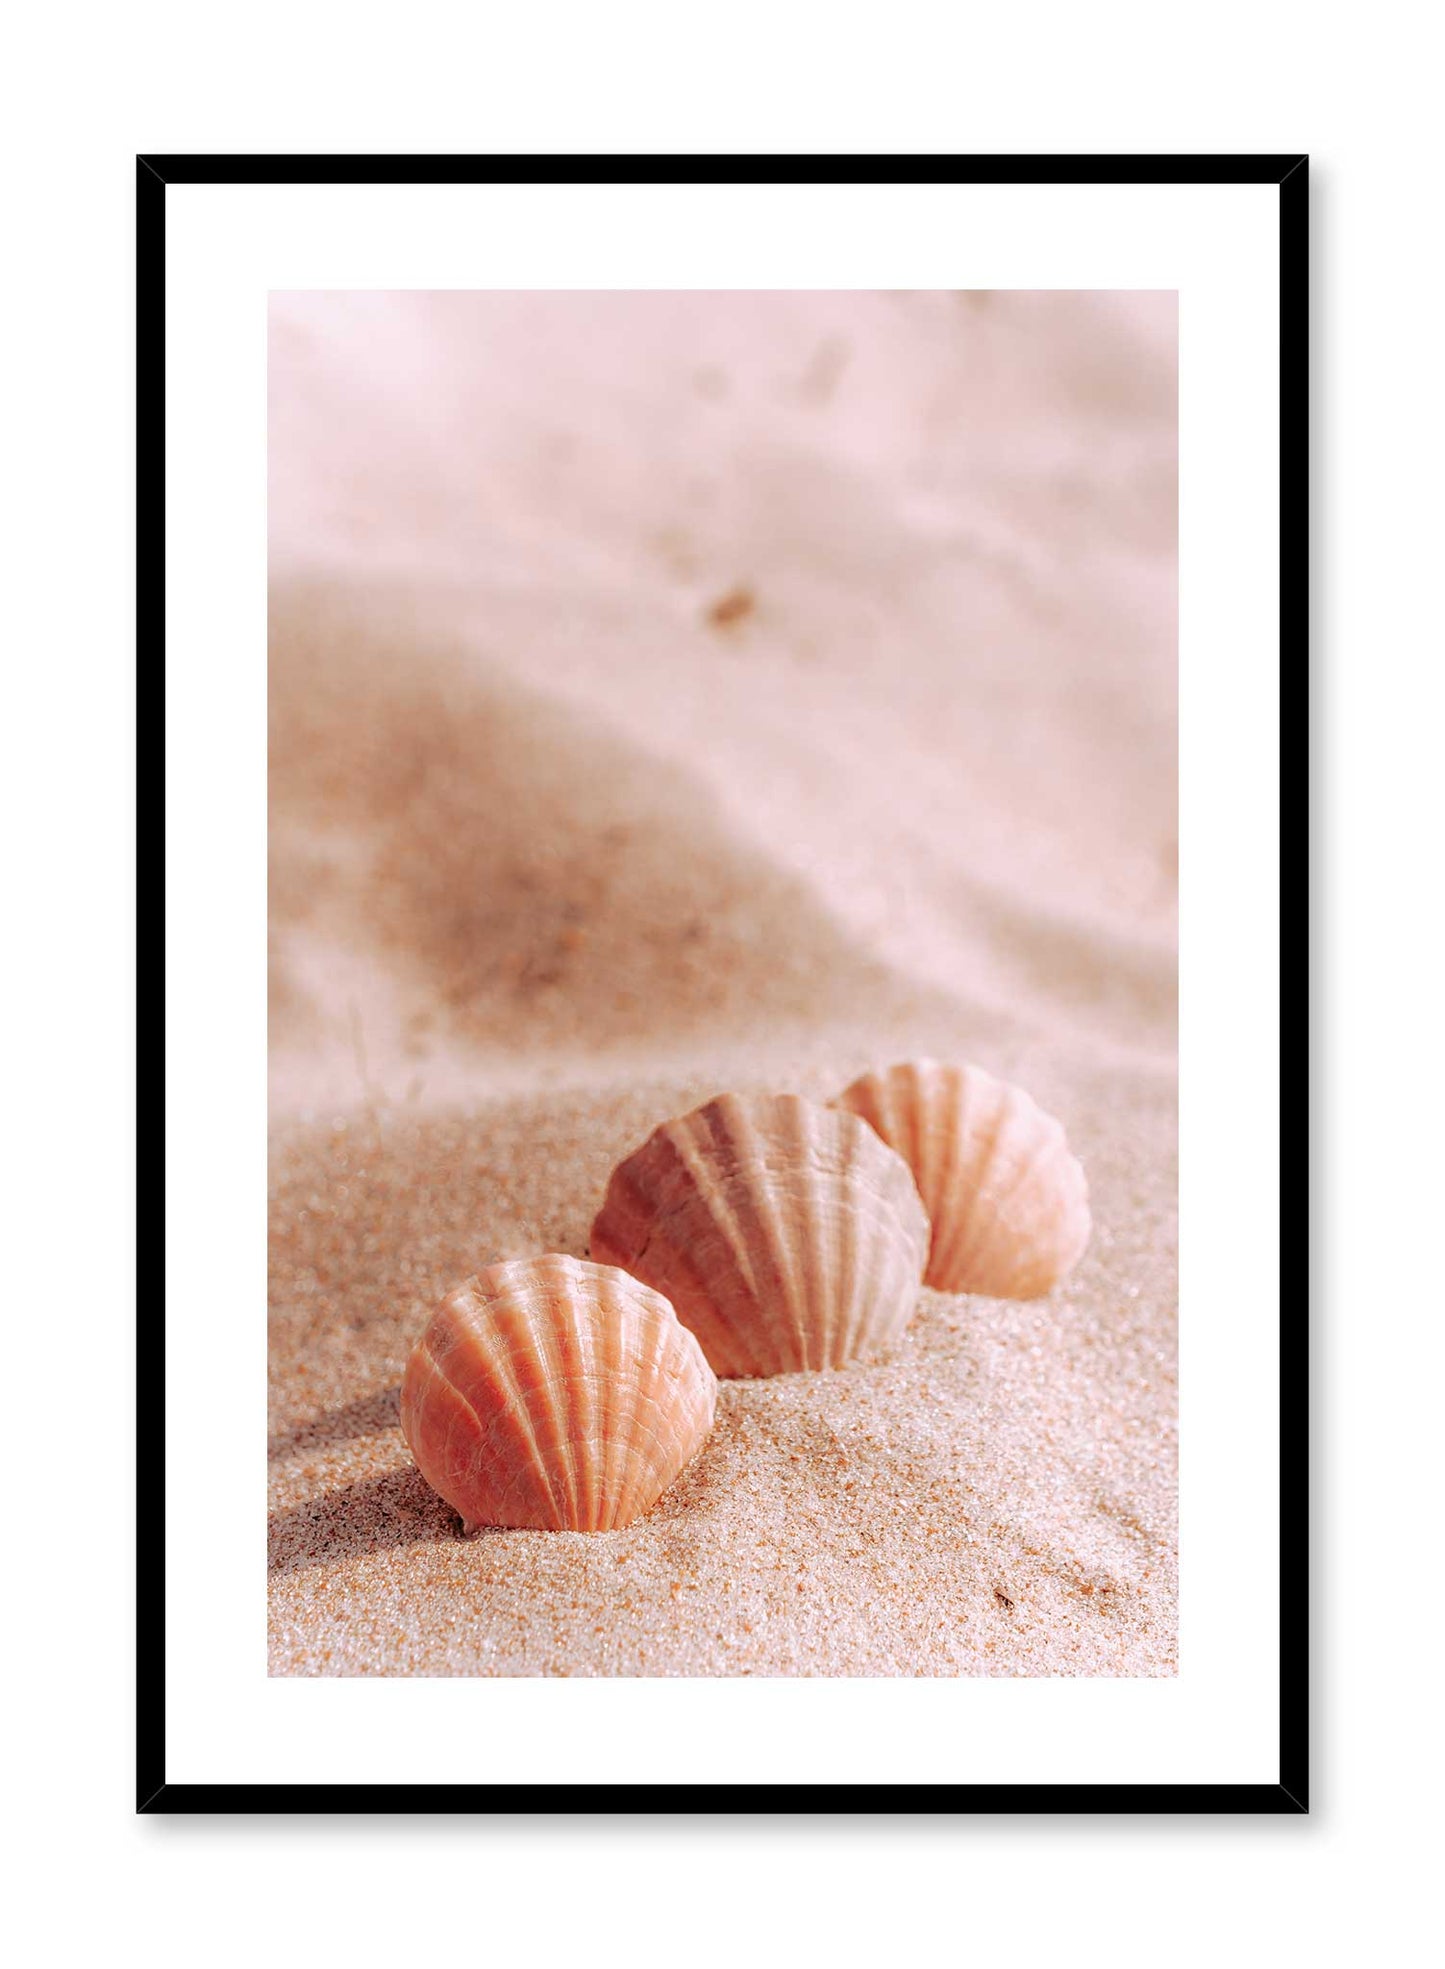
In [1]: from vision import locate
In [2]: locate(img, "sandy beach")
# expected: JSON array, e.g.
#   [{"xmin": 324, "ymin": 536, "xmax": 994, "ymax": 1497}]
[{"xmin": 268, "ymin": 289, "xmax": 1177, "ymax": 1676}]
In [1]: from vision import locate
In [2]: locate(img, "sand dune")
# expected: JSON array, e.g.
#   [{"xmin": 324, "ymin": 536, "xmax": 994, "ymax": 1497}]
[
  {"xmin": 268, "ymin": 290, "xmax": 1177, "ymax": 1676},
  {"xmin": 268, "ymin": 577, "xmax": 970, "ymax": 1107}
]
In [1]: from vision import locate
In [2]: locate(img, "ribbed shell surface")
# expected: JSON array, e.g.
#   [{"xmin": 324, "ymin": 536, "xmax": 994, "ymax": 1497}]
[
  {"xmin": 833, "ymin": 1060, "xmax": 1090, "ymax": 1298},
  {"xmin": 589, "ymin": 1093, "xmax": 929, "ymax": 1377},
  {"xmin": 399, "ymin": 1254, "xmax": 717, "ymax": 1532}
]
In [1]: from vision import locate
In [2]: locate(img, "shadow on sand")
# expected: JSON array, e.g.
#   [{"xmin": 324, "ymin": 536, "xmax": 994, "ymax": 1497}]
[
  {"xmin": 267, "ymin": 1465, "xmax": 479, "ymax": 1577},
  {"xmin": 268, "ymin": 1386, "xmax": 402, "ymax": 1464}
]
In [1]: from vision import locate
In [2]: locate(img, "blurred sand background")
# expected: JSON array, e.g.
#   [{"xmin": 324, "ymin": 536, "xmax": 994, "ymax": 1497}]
[{"xmin": 268, "ymin": 290, "xmax": 1177, "ymax": 1676}]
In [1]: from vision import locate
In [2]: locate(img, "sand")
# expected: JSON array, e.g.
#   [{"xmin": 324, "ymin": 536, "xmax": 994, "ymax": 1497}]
[{"xmin": 267, "ymin": 290, "xmax": 1177, "ymax": 1676}]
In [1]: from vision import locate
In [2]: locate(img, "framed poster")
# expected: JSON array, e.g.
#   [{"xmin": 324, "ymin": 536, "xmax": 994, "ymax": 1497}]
[{"xmin": 143, "ymin": 153, "xmax": 1306, "ymax": 1811}]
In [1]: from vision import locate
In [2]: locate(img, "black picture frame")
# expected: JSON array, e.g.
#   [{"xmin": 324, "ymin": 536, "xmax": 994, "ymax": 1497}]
[{"xmin": 140, "ymin": 151, "xmax": 1308, "ymax": 1816}]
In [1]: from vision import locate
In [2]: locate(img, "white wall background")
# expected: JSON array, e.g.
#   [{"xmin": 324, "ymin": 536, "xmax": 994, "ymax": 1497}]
[{"xmin": 2, "ymin": 4, "xmax": 1430, "ymax": 1965}]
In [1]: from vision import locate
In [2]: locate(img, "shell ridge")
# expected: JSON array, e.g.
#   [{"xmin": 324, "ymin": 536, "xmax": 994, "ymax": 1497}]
[
  {"xmin": 992, "ymin": 1122, "xmax": 1090, "ymax": 1291},
  {"xmin": 414, "ymin": 1329, "xmax": 541, "ymax": 1529},
  {"xmin": 959, "ymin": 1089, "xmax": 1052, "ymax": 1284},
  {"xmin": 866, "ymin": 1146, "xmax": 929, "ymax": 1358},
  {"xmin": 674, "ymin": 1109, "xmax": 774, "ymax": 1371},
  {"xmin": 470, "ymin": 1282, "xmax": 568, "ymax": 1528},
  {"xmin": 943, "ymin": 1065, "xmax": 996, "ymax": 1266},
  {"xmin": 639, "ymin": 1314, "xmax": 694, "ymax": 1513},
  {"xmin": 415, "ymin": 1336, "xmax": 490, "ymax": 1505},
  {"xmin": 929, "ymin": 1066, "xmax": 986, "ymax": 1285},
  {"xmin": 917, "ymin": 1071, "xmax": 972, "ymax": 1283},
  {"xmin": 598, "ymin": 1106, "xmax": 812, "ymax": 1376},
  {"xmin": 530, "ymin": 1260, "xmax": 592, "ymax": 1529},
  {"xmin": 949, "ymin": 1075, "xmax": 1017, "ymax": 1278},
  {"xmin": 622, "ymin": 1118, "xmax": 728, "ymax": 1268},
  {"xmin": 830, "ymin": 1075, "xmax": 932, "ymax": 1341},
  {"xmin": 579, "ymin": 1266, "xmax": 615, "ymax": 1530},
  {"xmin": 606, "ymin": 1126, "xmax": 758, "ymax": 1371},
  {"xmin": 834, "ymin": 1115, "xmax": 867, "ymax": 1365},
  {"xmin": 924, "ymin": 1064, "xmax": 962, "ymax": 1238},
  {"xmin": 898, "ymin": 1066, "xmax": 927, "ymax": 1224},
  {"xmin": 757, "ymin": 1098, "xmax": 813, "ymax": 1371},
  {"xmin": 606, "ymin": 1264, "xmax": 709, "ymax": 1523},
  {"xmin": 989, "ymin": 1107, "xmax": 1063, "ymax": 1220},
  {"xmin": 812, "ymin": 1103, "xmax": 883, "ymax": 1366},
  {"xmin": 602, "ymin": 1265, "xmax": 656, "ymax": 1526},
  {"xmin": 615, "ymin": 1311, "xmax": 704, "ymax": 1520},
  {"xmin": 412, "ymin": 1343, "xmax": 475, "ymax": 1515},
  {"xmin": 593, "ymin": 1268, "xmax": 633, "ymax": 1527}
]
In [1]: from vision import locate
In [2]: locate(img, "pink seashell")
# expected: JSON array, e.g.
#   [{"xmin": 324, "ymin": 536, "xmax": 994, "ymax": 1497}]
[
  {"xmin": 590, "ymin": 1092, "xmax": 929, "ymax": 1377},
  {"xmin": 833, "ymin": 1060, "xmax": 1090, "ymax": 1298},
  {"xmin": 400, "ymin": 1254, "xmax": 716, "ymax": 1532}
]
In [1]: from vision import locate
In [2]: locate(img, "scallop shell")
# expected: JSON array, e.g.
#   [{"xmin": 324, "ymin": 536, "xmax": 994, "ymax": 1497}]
[
  {"xmin": 399, "ymin": 1254, "xmax": 716, "ymax": 1532},
  {"xmin": 833, "ymin": 1060, "xmax": 1090, "ymax": 1297},
  {"xmin": 589, "ymin": 1092, "xmax": 929, "ymax": 1376}
]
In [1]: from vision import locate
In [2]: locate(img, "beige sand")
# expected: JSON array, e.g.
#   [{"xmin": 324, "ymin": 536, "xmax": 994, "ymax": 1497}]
[{"xmin": 268, "ymin": 291, "xmax": 1177, "ymax": 1676}]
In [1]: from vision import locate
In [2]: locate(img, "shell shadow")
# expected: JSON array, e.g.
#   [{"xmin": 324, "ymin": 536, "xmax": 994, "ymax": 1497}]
[
  {"xmin": 268, "ymin": 1465, "xmax": 468, "ymax": 1577},
  {"xmin": 267, "ymin": 1386, "xmax": 401, "ymax": 1463}
]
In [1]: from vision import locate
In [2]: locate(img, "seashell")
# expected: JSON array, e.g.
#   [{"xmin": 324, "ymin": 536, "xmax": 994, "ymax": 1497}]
[
  {"xmin": 399, "ymin": 1254, "xmax": 716, "ymax": 1532},
  {"xmin": 590, "ymin": 1092, "xmax": 929, "ymax": 1377},
  {"xmin": 832, "ymin": 1060, "xmax": 1090, "ymax": 1298}
]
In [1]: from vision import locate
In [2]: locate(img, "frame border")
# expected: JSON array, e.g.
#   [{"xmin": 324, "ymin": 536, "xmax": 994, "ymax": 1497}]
[{"xmin": 140, "ymin": 151, "xmax": 1308, "ymax": 1816}]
